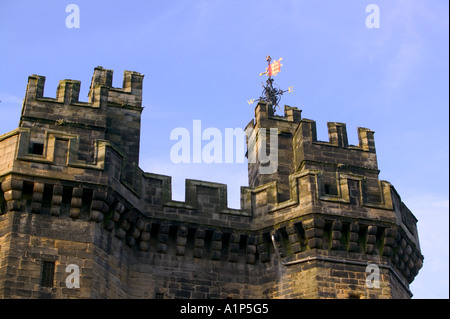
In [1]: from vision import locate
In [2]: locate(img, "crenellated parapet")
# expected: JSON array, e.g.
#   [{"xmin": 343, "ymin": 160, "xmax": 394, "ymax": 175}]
[
  {"xmin": 24, "ymin": 66, "xmax": 143, "ymax": 110},
  {"xmin": 246, "ymin": 102, "xmax": 380, "ymax": 203},
  {"xmin": 0, "ymin": 69, "xmax": 423, "ymax": 299},
  {"xmin": 294, "ymin": 120, "xmax": 377, "ymax": 168},
  {"xmin": 20, "ymin": 67, "xmax": 143, "ymax": 167}
]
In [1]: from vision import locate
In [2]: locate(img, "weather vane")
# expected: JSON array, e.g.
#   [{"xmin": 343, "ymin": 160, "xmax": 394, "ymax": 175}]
[{"xmin": 247, "ymin": 56, "xmax": 293, "ymax": 114}]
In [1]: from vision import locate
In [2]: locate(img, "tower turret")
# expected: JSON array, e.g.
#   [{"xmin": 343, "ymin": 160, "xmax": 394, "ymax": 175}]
[{"xmin": 244, "ymin": 101, "xmax": 423, "ymax": 298}]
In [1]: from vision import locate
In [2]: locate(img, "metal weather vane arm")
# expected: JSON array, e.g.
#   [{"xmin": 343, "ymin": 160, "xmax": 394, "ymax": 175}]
[{"xmin": 247, "ymin": 56, "xmax": 294, "ymax": 114}]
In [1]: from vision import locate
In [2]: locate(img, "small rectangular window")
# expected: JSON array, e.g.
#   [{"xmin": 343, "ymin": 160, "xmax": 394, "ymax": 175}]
[
  {"xmin": 30, "ymin": 143, "xmax": 44, "ymax": 155},
  {"xmin": 324, "ymin": 183, "xmax": 337, "ymax": 195},
  {"xmin": 41, "ymin": 261, "xmax": 55, "ymax": 287}
]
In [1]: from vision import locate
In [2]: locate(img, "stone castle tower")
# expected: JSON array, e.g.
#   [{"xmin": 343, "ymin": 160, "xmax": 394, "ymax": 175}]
[{"xmin": 0, "ymin": 67, "xmax": 423, "ymax": 299}]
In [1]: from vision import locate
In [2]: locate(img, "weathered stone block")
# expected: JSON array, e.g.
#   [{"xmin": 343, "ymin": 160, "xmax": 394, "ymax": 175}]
[
  {"xmin": 157, "ymin": 243, "xmax": 167, "ymax": 253},
  {"xmin": 90, "ymin": 210, "xmax": 103, "ymax": 222},
  {"xmin": 177, "ymin": 236, "xmax": 187, "ymax": 246},
  {"xmin": 176, "ymin": 246, "xmax": 186, "ymax": 256},
  {"xmin": 308, "ymin": 238, "xmax": 322, "ymax": 249},
  {"xmin": 228, "ymin": 252, "xmax": 238, "ymax": 262},
  {"xmin": 302, "ymin": 218, "xmax": 325, "ymax": 230},
  {"xmin": 305, "ymin": 228, "xmax": 323, "ymax": 239},
  {"xmin": 3, "ymin": 190, "xmax": 21, "ymax": 202},
  {"xmin": 367, "ymin": 226, "xmax": 377, "ymax": 235},
  {"xmin": 115, "ymin": 228, "xmax": 126, "ymax": 239},
  {"xmin": 246, "ymin": 254, "xmax": 256, "ymax": 264},
  {"xmin": 347, "ymin": 242, "xmax": 358, "ymax": 252},
  {"xmin": 140, "ymin": 231, "xmax": 150, "ymax": 242},
  {"xmin": 139, "ymin": 241, "xmax": 149, "ymax": 251},
  {"xmin": 193, "ymin": 248, "xmax": 204, "ymax": 258}
]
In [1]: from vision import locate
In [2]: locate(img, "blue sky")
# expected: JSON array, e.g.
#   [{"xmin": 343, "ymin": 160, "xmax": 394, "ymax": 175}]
[{"xmin": 0, "ymin": 0, "xmax": 448, "ymax": 298}]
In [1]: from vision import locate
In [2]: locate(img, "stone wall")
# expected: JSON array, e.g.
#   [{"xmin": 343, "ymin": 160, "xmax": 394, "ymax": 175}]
[
  {"xmin": 0, "ymin": 211, "xmax": 94, "ymax": 298},
  {"xmin": 0, "ymin": 68, "xmax": 423, "ymax": 299}
]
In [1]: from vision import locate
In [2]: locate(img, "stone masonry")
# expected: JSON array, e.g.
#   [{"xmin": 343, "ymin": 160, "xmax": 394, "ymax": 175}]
[{"xmin": 0, "ymin": 67, "xmax": 423, "ymax": 298}]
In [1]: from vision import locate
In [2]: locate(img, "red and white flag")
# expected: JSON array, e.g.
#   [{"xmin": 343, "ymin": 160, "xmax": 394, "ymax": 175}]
[{"xmin": 268, "ymin": 58, "xmax": 282, "ymax": 76}]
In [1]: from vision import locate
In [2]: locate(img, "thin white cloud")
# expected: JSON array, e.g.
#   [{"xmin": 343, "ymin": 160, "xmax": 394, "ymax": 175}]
[
  {"xmin": 382, "ymin": 1, "xmax": 424, "ymax": 94},
  {"xmin": 349, "ymin": 1, "xmax": 424, "ymax": 93},
  {"xmin": 0, "ymin": 92, "xmax": 23, "ymax": 104},
  {"xmin": 0, "ymin": 92, "xmax": 23, "ymax": 132},
  {"xmin": 405, "ymin": 193, "xmax": 449, "ymax": 298}
]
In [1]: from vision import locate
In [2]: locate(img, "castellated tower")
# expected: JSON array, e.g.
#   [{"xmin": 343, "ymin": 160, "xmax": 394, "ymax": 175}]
[{"xmin": 0, "ymin": 68, "xmax": 422, "ymax": 299}]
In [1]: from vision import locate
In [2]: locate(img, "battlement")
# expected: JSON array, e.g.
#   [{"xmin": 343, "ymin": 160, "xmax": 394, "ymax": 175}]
[
  {"xmin": 249, "ymin": 102, "xmax": 377, "ymax": 167},
  {"xmin": 21, "ymin": 67, "xmax": 143, "ymax": 132},
  {"xmin": 253, "ymin": 102, "xmax": 302, "ymax": 124},
  {"xmin": 88, "ymin": 66, "xmax": 144, "ymax": 109},
  {"xmin": 20, "ymin": 67, "xmax": 143, "ymax": 167},
  {"xmin": 246, "ymin": 102, "xmax": 379, "ymax": 205},
  {"xmin": 0, "ymin": 126, "xmax": 250, "ymax": 230},
  {"xmin": 25, "ymin": 67, "xmax": 143, "ymax": 109},
  {"xmin": 294, "ymin": 119, "xmax": 377, "ymax": 171},
  {"xmin": 0, "ymin": 69, "xmax": 423, "ymax": 299}
]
